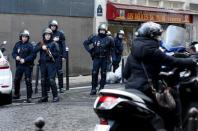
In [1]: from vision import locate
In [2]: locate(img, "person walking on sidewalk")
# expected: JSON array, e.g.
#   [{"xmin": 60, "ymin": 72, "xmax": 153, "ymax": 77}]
[
  {"xmin": 112, "ymin": 30, "xmax": 125, "ymax": 72},
  {"xmin": 12, "ymin": 29, "xmax": 34, "ymax": 103},
  {"xmin": 34, "ymin": 28, "xmax": 60, "ymax": 102},
  {"xmin": 48, "ymin": 19, "xmax": 67, "ymax": 93},
  {"xmin": 83, "ymin": 24, "xmax": 115, "ymax": 95}
]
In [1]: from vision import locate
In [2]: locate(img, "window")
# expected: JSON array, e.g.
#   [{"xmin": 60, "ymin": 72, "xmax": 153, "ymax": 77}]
[
  {"xmin": 149, "ymin": 0, "xmax": 160, "ymax": 7},
  {"xmin": 137, "ymin": 0, "xmax": 147, "ymax": 6}
]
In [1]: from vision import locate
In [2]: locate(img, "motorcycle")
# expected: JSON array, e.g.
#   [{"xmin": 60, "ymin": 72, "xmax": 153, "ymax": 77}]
[{"xmin": 93, "ymin": 58, "xmax": 198, "ymax": 131}]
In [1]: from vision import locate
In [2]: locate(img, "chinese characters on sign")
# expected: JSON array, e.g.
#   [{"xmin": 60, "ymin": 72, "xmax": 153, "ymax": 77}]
[{"xmin": 115, "ymin": 10, "xmax": 192, "ymax": 23}]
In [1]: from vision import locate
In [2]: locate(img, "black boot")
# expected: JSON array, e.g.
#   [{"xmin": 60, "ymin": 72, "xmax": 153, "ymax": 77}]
[
  {"xmin": 26, "ymin": 98, "xmax": 32, "ymax": 103},
  {"xmin": 53, "ymin": 97, "xmax": 59, "ymax": 102},
  {"xmin": 13, "ymin": 94, "xmax": 20, "ymax": 99},
  {"xmin": 59, "ymin": 88, "xmax": 64, "ymax": 93},
  {"xmin": 98, "ymin": 86, "xmax": 104, "ymax": 92},
  {"xmin": 38, "ymin": 97, "xmax": 48, "ymax": 103},
  {"xmin": 90, "ymin": 88, "xmax": 97, "ymax": 95}
]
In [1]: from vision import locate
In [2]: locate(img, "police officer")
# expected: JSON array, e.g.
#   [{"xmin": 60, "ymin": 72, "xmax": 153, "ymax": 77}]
[
  {"xmin": 83, "ymin": 24, "xmax": 115, "ymax": 95},
  {"xmin": 106, "ymin": 31, "xmax": 114, "ymax": 72},
  {"xmin": 12, "ymin": 29, "xmax": 34, "ymax": 103},
  {"xmin": 112, "ymin": 30, "xmax": 125, "ymax": 72},
  {"xmin": 48, "ymin": 20, "xmax": 67, "ymax": 93},
  {"xmin": 34, "ymin": 28, "xmax": 59, "ymax": 102}
]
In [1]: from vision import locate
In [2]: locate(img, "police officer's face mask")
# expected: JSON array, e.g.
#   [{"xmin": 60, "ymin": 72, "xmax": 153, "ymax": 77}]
[
  {"xmin": 99, "ymin": 30, "xmax": 106, "ymax": 34},
  {"xmin": 50, "ymin": 25, "xmax": 57, "ymax": 31},
  {"xmin": 22, "ymin": 36, "xmax": 28, "ymax": 43},
  {"xmin": 44, "ymin": 34, "xmax": 51, "ymax": 41},
  {"xmin": 118, "ymin": 34, "xmax": 123, "ymax": 39}
]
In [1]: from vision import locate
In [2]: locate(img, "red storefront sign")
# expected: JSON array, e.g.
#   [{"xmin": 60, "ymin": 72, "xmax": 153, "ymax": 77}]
[{"xmin": 107, "ymin": 2, "xmax": 193, "ymax": 24}]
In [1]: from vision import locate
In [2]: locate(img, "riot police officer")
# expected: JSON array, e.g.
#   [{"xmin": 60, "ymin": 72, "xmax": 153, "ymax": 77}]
[
  {"xmin": 112, "ymin": 30, "xmax": 125, "ymax": 72},
  {"xmin": 83, "ymin": 24, "xmax": 115, "ymax": 95},
  {"xmin": 49, "ymin": 20, "xmax": 67, "ymax": 93},
  {"xmin": 12, "ymin": 29, "xmax": 34, "ymax": 103},
  {"xmin": 106, "ymin": 30, "xmax": 114, "ymax": 72},
  {"xmin": 34, "ymin": 28, "xmax": 59, "ymax": 102}
]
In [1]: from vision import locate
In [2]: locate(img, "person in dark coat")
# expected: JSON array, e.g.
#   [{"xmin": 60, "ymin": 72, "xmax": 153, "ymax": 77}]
[
  {"xmin": 48, "ymin": 20, "xmax": 67, "ymax": 93},
  {"xmin": 123, "ymin": 21, "xmax": 197, "ymax": 131},
  {"xmin": 12, "ymin": 29, "xmax": 34, "ymax": 103},
  {"xmin": 112, "ymin": 30, "xmax": 125, "ymax": 72},
  {"xmin": 34, "ymin": 28, "xmax": 60, "ymax": 102},
  {"xmin": 83, "ymin": 24, "xmax": 115, "ymax": 95}
]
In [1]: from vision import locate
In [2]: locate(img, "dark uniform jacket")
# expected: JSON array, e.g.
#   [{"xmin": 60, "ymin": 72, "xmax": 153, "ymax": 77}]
[
  {"xmin": 52, "ymin": 30, "xmax": 67, "ymax": 58},
  {"xmin": 33, "ymin": 40, "xmax": 59, "ymax": 63},
  {"xmin": 12, "ymin": 41, "xmax": 34, "ymax": 66},
  {"xmin": 83, "ymin": 34, "xmax": 115, "ymax": 59}
]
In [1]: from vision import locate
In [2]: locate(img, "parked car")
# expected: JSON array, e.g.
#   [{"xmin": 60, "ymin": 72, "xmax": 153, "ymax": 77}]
[{"xmin": 0, "ymin": 41, "xmax": 12, "ymax": 105}]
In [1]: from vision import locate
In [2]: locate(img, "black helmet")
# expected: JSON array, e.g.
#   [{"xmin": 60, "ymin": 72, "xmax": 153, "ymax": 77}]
[
  {"xmin": 137, "ymin": 21, "xmax": 163, "ymax": 38},
  {"xmin": 42, "ymin": 28, "xmax": 53, "ymax": 35},
  {"xmin": 98, "ymin": 24, "xmax": 107, "ymax": 32}
]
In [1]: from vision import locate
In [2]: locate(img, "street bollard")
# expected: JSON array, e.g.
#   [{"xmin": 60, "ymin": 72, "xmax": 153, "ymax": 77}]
[
  {"xmin": 35, "ymin": 63, "xmax": 40, "ymax": 94},
  {"xmin": 187, "ymin": 107, "xmax": 198, "ymax": 131},
  {"xmin": 34, "ymin": 117, "xmax": 45, "ymax": 131},
  {"xmin": 66, "ymin": 46, "xmax": 69, "ymax": 90},
  {"xmin": 121, "ymin": 57, "xmax": 124, "ymax": 84}
]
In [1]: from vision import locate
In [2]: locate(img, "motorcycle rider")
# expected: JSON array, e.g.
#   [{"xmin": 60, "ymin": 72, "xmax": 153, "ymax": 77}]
[
  {"xmin": 83, "ymin": 24, "xmax": 115, "ymax": 95},
  {"xmin": 123, "ymin": 21, "xmax": 197, "ymax": 131},
  {"xmin": 34, "ymin": 28, "xmax": 60, "ymax": 102},
  {"xmin": 48, "ymin": 19, "xmax": 67, "ymax": 93},
  {"xmin": 112, "ymin": 30, "xmax": 125, "ymax": 72},
  {"xmin": 12, "ymin": 29, "xmax": 34, "ymax": 103}
]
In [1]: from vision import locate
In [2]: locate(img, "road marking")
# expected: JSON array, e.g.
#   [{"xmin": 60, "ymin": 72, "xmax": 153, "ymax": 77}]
[{"xmin": 70, "ymin": 86, "xmax": 92, "ymax": 90}]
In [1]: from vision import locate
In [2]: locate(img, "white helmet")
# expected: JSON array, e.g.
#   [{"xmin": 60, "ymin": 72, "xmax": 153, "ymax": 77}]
[
  {"xmin": 49, "ymin": 19, "xmax": 58, "ymax": 26},
  {"xmin": 20, "ymin": 29, "xmax": 30, "ymax": 37},
  {"xmin": 118, "ymin": 30, "xmax": 125, "ymax": 35}
]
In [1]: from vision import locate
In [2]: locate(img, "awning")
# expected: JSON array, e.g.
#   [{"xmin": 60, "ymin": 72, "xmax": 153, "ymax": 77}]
[{"xmin": 107, "ymin": 2, "xmax": 196, "ymax": 24}]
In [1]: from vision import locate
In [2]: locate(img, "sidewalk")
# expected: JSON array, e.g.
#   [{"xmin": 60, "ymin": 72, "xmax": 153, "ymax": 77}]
[
  {"xmin": 66, "ymin": 75, "xmax": 91, "ymax": 87},
  {"xmin": 32, "ymin": 75, "xmax": 92, "ymax": 87}
]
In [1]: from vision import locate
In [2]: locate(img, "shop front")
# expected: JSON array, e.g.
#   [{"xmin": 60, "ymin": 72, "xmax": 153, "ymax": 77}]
[{"xmin": 106, "ymin": 2, "xmax": 193, "ymax": 55}]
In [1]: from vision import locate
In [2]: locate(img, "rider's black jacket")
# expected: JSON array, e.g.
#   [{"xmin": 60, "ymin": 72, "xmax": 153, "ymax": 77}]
[{"xmin": 123, "ymin": 37, "xmax": 197, "ymax": 92}]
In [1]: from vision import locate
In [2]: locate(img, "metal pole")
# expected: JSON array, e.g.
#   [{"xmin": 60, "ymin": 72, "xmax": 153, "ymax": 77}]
[
  {"xmin": 66, "ymin": 47, "xmax": 69, "ymax": 90},
  {"xmin": 121, "ymin": 57, "xmax": 124, "ymax": 84}
]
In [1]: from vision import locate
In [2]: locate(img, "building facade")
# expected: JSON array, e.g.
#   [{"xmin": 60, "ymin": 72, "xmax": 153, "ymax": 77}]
[{"xmin": 94, "ymin": 0, "xmax": 198, "ymax": 57}]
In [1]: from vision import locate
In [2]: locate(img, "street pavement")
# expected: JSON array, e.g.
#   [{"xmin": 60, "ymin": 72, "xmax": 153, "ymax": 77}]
[{"xmin": 0, "ymin": 80, "xmax": 124, "ymax": 131}]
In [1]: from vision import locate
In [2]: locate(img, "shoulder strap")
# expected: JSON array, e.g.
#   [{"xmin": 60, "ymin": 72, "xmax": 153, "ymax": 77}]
[{"xmin": 141, "ymin": 62, "xmax": 156, "ymax": 92}]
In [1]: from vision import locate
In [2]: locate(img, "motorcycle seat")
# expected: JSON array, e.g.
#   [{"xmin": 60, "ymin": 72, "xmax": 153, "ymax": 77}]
[{"xmin": 124, "ymin": 89, "xmax": 153, "ymax": 103}]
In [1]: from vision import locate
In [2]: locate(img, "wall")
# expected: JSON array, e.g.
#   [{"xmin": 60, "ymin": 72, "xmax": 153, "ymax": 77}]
[
  {"xmin": 0, "ymin": 0, "xmax": 94, "ymax": 17},
  {"xmin": 0, "ymin": 14, "xmax": 94, "ymax": 78}
]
